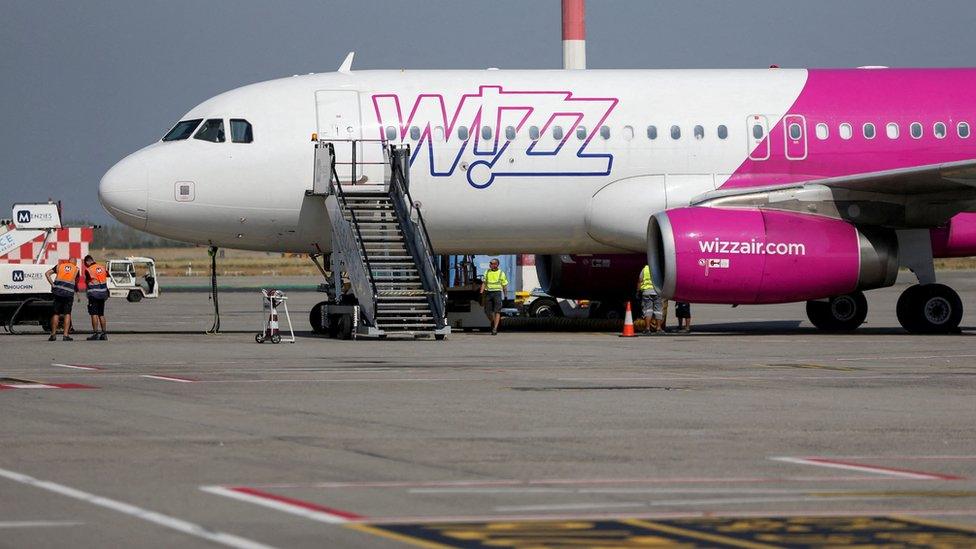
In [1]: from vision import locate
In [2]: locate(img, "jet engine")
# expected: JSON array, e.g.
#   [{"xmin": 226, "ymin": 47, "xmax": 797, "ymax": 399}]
[{"xmin": 647, "ymin": 207, "xmax": 898, "ymax": 304}]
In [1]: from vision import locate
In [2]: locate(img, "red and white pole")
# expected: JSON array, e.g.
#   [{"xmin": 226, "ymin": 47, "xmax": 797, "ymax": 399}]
[{"xmin": 562, "ymin": 0, "xmax": 586, "ymax": 69}]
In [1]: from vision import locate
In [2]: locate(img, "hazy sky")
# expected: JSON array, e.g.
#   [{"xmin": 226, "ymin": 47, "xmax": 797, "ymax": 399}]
[{"xmin": 2, "ymin": 0, "xmax": 974, "ymax": 223}]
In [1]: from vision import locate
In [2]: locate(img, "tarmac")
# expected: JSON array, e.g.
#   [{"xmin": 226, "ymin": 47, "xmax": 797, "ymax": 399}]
[{"xmin": 1, "ymin": 271, "xmax": 976, "ymax": 548}]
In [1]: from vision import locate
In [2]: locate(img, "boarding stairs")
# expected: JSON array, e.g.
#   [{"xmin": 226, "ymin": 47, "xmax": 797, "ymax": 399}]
[{"xmin": 309, "ymin": 140, "xmax": 448, "ymax": 339}]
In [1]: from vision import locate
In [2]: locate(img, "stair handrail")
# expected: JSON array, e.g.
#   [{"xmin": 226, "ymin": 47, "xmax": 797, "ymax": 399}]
[
  {"xmin": 386, "ymin": 145, "xmax": 447, "ymax": 326},
  {"xmin": 319, "ymin": 141, "xmax": 379, "ymax": 323}
]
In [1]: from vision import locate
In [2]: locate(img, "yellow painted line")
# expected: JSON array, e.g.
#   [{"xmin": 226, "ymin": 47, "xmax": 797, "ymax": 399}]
[
  {"xmin": 345, "ymin": 524, "xmax": 456, "ymax": 549},
  {"xmin": 890, "ymin": 514, "xmax": 976, "ymax": 534},
  {"xmin": 622, "ymin": 518, "xmax": 781, "ymax": 549}
]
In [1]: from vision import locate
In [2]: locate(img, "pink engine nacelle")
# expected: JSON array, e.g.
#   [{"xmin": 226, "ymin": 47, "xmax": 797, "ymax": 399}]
[
  {"xmin": 647, "ymin": 207, "xmax": 899, "ymax": 304},
  {"xmin": 932, "ymin": 212, "xmax": 976, "ymax": 258}
]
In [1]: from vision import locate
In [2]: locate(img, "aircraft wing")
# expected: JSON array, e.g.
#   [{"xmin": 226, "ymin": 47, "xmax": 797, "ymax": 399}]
[{"xmin": 692, "ymin": 159, "xmax": 976, "ymax": 227}]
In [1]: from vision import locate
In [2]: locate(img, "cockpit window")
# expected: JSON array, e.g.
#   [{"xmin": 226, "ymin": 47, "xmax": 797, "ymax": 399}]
[
  {"xmin": 194, "ymin": 119, "xmax": 225, "ymax": 143},
  {"xmin": 230, "ymin": 119, "xmax": 253, "ymax": 143},
  {"xmin": 162, "ymin": 119, "xmax": 202, "ymax": 141}
]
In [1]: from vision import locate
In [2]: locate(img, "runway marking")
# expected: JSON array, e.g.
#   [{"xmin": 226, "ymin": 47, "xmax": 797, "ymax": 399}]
[
  {"xmin": 0, "ymin": 381, "xmax": 96, "ymax": 390},
  {"xmin": 51, "ymin": 363, "xmax": 104, "ymax": 371},
  {"xmin": 493, "ymin": 495, "xmax": 893, "ymax": 512},
  {"xmin": 249, "ymin": 474, "xmax": 923, "ymax": 490},
  {"xmin": 623, "ymin": 518, "xmax": 779, "ymax": 548},
  {"xmin": 836, "ymin": 353, "xmax": 976, "ymax": 362},
  {"xmin": 140, "ymin": 374, "xmax": 198, "ymax": 383},
  {"xmin": 200, "ymin": 486, "xmax": 363, "ymax": 524},
  {"xmin": 771, "ymin": 457, "xmax": 964, "ymax": 480},
  {"xmin": 0, "ymin": 468, "xmax": 273, "ymax": 549},
  {"xmin": 197, "ymin": 378, "xmax": 465, "ymax": 384},
  {"xmin": 0, "ymin": 520, "xmax": 84, "ymax": 528}
]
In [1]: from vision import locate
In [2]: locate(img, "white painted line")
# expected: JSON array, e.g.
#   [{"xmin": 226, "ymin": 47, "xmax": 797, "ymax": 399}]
[
  {"xmin": 836, "ymin": 354, "xmax": 976, "ymax": 362},
  {"xmin": 409, "ymin": 488, "xmax": 573, "ymax": 494},
  {"xmin": 495, "ymin": 502, "xmax": 645, "ymax": 512},
  {"xmin": 141, "ymin": 375, "xmax": 196, "ymax": 383},
  {"xmin": 0, "ymin": 521, "xmax": 84, "ymax": 528},
  {"xmin": 493, "ymin": 495, "xmax": 890, "ymax": 513},
  {"xmin": 200, "ymin": 486, "xmax": 361, "ymax": 524},
  {"xmin": 52, "ymin": 363, "xmax": 102, "ymax": 371},
  {"xmin": 0, "ymin": 468, "xmax": 273, "ymax": 549},
  {"xmin": 3, "ymin": 384, "xmax": 57, "ymax": 389},
  {"xmin": 197, "ymin": 378, "xmax": 464, "ymax": 384},
  {"xmin": 771, "ymin": 457, "xmax": 962, "ymax": 480}
]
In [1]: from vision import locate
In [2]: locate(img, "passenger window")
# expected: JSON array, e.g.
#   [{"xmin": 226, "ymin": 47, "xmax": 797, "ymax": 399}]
[
  {"xmin": 457, "ymin": 126, "xmax": 469, "ymax": 140},
  {"xmin": 552, "ymin": 126, "xmax": 564, "ymax": 140},
  {"xmin": 789, "ymin": 123, "xmax": 802, "ymax": 140},
  {"xmin": 385, "ymin": 126, "xmax": 397, "ymax": 140},
  {"xmin": 230, "ymin": 119, "xmax": 253, "ymax": 143},
  {"xmin": 839, "ymin": 123, "xmax": 853, "ymax": 140},
  {"xmin": 409, "ymin": 126, "xmax": 421, "ymax": 140},
  {"xmin": 863, "ymin": 123, "xmax": 876, "ymax": 139},
  {"xmin": 671, "ymin": 125, "xmax": 681, "ymax": 140},
  {"xmin": 194, "ymin": 119, "xmax": 225, "ymax": 143},
  {"xmin": 163, "ymin": 119, "xmax": 203, "ymax": 141},
  {"xmin": 717, "ymin": 125, "xmax": 728, "ymax": 139},
  {"xmin": 647, "ymin": 125, "xmax": 658, "ymax": 140},
  {"xmin": 622, "ymin": 125, "xmax": 634, "ymax": 141},
  {"xmin": 505, "ymin": 126, "xmax": 516, "ymax": 140},
  {"xmin": 886, "ymin": 122, "xmax": 899, "ymax": 139},
  {"xmin": 481, "ymin": 126, "xmax": 492, "ymax": 140},
  {"xmin": 934, "ymin": 122, "xmax": 947, "ymax": 139},
  {"xmin": 910, "ymin": 122, "xmax": 923, "ymax": 139},
  {"xmin": 752, "ymin": 124, "xmax": 764, "ymax": 140},
  {"xmin": 815, "ymin": 123, "xmax": 829, "ymax": 140},
  {"xmin": 576, "ymin": 126, "xmax": 588, "ymax": 140},
  {"xmin": 693, "ymin": 125, "xmax": 704, "ymax": 140},
  {"xmin": 959, "ymin": 122, "xmax": 971, "ymax": 138},
  {"xmin": 529, "ymin": 126, "xmax": 540, "ymax": 140},
  {"xmin": 600, "ymin": 125, "xmax": 611, "ymax": 139}
]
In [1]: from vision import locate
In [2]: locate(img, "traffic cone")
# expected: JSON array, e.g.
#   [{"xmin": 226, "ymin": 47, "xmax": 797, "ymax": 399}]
[{"xmin": 619, "ymin": 301, "xmax": 636, "ymax": 337}]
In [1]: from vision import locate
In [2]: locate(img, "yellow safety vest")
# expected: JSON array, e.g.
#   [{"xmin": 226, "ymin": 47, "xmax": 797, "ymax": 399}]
[
  {"xmin": 640, "ymin": 265, "xmax": 655, "ymax": 292},
  {"xmin": 484, "ymin": 269, "xmax": 508, "ymax": 291}
]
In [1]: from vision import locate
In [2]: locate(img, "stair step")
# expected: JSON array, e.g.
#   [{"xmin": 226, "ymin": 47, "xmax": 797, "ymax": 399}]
[
  {"xmin": 377, "ymin": 295, "xmax": 430, "ymax": 301},
  {"xmin": 377, "ymin": 323, "xmax": 437, "ymax": 329}
]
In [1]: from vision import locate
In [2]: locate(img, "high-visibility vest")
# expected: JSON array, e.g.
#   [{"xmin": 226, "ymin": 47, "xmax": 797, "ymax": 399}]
[
  {"xmin": 640, "ymin": 265, "xmax": 656, "ymax": 293},
  {"xmin": 484, "ymin": 269, "xmax": 508, "ymax": 291},
  {"xmin": 52, "ymin": 261, "xmax": 79, "ymax": 297},
  {"xmin": 86, "ymin": 263, "xmax": 109, "ymax": 300}
]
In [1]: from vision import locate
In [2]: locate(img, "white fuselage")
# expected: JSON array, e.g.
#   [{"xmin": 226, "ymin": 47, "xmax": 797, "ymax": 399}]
[{"xmin": 100, "ymin": 69, "xmax": 808, "ymax": 253}]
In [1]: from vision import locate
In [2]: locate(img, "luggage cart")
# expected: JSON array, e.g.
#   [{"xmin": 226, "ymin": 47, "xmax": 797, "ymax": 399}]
[{"xmin": 255, "ymin": 289, "xmax": 295, "ymax": 344}]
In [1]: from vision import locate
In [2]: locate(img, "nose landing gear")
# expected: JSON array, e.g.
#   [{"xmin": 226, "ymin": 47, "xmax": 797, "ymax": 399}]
[{"xmin": 896, "ymin": 283, "xmax": 963, "ymax": 334}]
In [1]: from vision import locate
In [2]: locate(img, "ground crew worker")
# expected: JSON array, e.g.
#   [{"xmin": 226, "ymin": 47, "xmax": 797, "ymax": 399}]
[
  {"xmin": 83, "ymin": 255, "xmax": 109, "ymax": 340},
  {"xmin": 480, "ymin": 258, "xmax": 508, "ymax": 335},
  {"xmin": 638, "ymin": 264, "xmax": 663, "ymax": 334},
  {"xmin": 676, "ymin": 301, "xmax": 692, "ymax": 333},
  {"xmin": 45, "ymin": 258, "xmax": 81, "ymax": 341}
]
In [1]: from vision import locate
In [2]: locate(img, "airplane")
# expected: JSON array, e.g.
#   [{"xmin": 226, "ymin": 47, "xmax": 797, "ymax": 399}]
[{"xmin": 99, "ymin": 63, "xmax": 976, "ymax": 334}]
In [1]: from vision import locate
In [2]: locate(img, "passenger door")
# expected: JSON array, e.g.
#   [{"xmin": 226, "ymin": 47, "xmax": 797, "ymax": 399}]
[{"xmin": 315, "ymin": 90, "xmax": 370, "ymax": 185}]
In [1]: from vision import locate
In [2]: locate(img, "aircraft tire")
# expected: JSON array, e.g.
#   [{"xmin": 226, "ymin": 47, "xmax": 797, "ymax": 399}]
[
  {"xmin": 309, "ymin": 302, "xmax": 327, "ymax": 335},
  {"xmin": 897, "ymin": 284, "xmax": 962, "ymax": 334},
  {"xmin": 806, "ymin": 292, "xmax": 868, "ymax": 331}
]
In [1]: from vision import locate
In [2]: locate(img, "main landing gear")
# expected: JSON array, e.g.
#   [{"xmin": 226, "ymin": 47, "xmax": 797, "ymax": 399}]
[
  {"xmin": 805, "ymin": 291, "xmax": 868, "ymax": 331},
  {"xmin": 896, "ymin": 283, "xmax": 963, "ymax": 334}
]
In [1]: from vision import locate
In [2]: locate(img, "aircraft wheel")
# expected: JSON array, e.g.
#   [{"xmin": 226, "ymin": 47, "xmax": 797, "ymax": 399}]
[
  {"xmin": 897, "ymin": 284, "xmax": 962, "ymax": 334},
  {"xmin": 806, "ymin": 291, "xmax": 868, "ymax": 331},
  {"xmin": 309, "ymin": 302, "xmax": 327, "ymax": 335},
  {"xmin": 527, "ymin": 298, "xmax": 562, "ymax": 318}
]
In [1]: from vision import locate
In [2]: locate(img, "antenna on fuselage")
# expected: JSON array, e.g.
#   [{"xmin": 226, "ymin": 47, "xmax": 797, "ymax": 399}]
[{"xmin": 338, "ymin": 51, "xmax": 355, "ymax": 74}]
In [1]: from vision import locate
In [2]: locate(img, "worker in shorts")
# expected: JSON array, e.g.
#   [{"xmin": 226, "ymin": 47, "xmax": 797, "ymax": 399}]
[
  {"xmin": 638, "ymin": 264, "xmax": 663, "ymax": 334},
  {"xmin": 45, "ymin": 258, "xmax": 81, "ymax": 341},
  {"xmin": 675, "ymin": 302, "xmax": 692, "ymax": 333},
  {"xmin": 480, "ymin": 258, "xmax": 508, "ymax": 335},
  {"xmin": 83, "ymin": 255, "xmax": 109, "ymax": 340}
]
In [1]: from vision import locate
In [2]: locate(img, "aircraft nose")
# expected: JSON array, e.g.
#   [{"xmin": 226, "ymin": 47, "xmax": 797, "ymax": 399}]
[{"xmin": 99, "ymin": 155, "xmax": 148, "ymax": 230}]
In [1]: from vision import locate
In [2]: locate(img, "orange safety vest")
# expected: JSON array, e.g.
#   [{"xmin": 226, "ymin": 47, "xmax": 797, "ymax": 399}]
[
  {"xmin": 86, "ymin": 263, "xmax": 109, "ymax": 299},
  {"xmin": 52, "ymin": 261, "xmax": 79, "ymax": 297}
]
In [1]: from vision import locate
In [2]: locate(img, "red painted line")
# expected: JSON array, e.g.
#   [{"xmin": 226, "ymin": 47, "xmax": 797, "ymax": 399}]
[
  {"xmin": 49, "ymin": 383, "xmax": 97, "ymax": 389},
  {"xmin": 0, "ymin": 383, "xmax": 95, "ymax": 390},
  {"xmin": 803, "ymin": 457, "xmax": 964, "ymax": 481},
  {"xmin": 230, "ymin": 487, "xmax": 363, "ymax": 520}
]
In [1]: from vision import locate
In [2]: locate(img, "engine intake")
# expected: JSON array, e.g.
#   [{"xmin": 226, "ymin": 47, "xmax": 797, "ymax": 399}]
[{"xmin": 647, "ymin": 207, "xmax": 898, "ymax": 304}]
